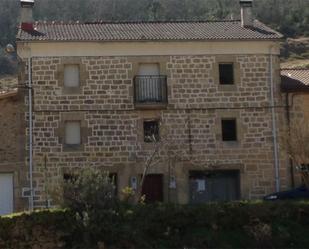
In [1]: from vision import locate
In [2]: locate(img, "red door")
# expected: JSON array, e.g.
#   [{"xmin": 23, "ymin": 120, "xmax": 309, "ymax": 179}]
[{"xmin": 141, "ymin": 174, "xmax": 163, "ymax": 203}]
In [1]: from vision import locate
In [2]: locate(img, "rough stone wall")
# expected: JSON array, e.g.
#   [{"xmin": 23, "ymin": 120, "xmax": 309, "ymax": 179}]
[
  {"xmin": 302, "ymin": 94, "xmax": 309, "ymax": 121},
  {"xmin": 168, "ymin": 55, "xmax": 270, "ymax": 108},
  {"xmin": 0, "ymin": 78, "xmax": 28, "ymax": 212},
  {"xmin": 284, "ymin": 93, "xmax": 309, "ymax": 186},
  {"xmin": 24, "ymin": 54, "xmax": 288, "ymax": 207},
  {"xmin": 0, "ymin": 96, "xmax": 21, "ymax": 162},
  {"xmin": 0, "ymin": 76, "xmax": 18, "ymax": 93}
]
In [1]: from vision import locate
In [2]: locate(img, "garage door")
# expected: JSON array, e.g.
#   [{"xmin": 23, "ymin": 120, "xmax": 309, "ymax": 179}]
[
  {"xmin": 0, "ymin": 173, "xmax": 13, "ymax": 215},
  {"xmin": 189, "ymin": 170, "xmax": 240, "ymax": 204}
]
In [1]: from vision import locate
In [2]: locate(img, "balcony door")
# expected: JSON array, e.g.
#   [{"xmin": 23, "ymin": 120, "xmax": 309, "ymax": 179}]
[{"xmin": 137, "ymin": 63, "xmax": 161, "ymax": 102}]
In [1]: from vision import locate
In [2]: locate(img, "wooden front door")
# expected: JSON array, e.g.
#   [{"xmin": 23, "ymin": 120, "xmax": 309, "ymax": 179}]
[{"xmin": 141, "ymin": 174, "xmax": 163, "ymax": 203}]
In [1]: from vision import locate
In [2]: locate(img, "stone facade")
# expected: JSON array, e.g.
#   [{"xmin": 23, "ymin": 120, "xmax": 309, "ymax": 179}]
[
  {"xmin": 18, "ymin": 52, "xmax": 290, "ymax": 207},
  {"xmin": 0, "ymin": 76, "xmax": 18, "ymax": 93},
  {"xmin": 0, "ymin": 77, "xmax": 27, "ymax": 212},
  {"xmin": 283, "ymin": 92, "xmax": 309, "ymax": 186}
]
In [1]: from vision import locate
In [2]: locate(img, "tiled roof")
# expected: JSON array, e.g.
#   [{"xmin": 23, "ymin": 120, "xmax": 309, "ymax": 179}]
[
  {"xmin": 0, "ymin": 90, "xmax": 18, "ymax": 100},
  {"xmin": 0, "ymin": 76, "xmax": 18, "ymax": 98},
  {"xmin": 17, "ymin": 20, "xmax": 283, "ymax": 42},
  {"xmin": 281, "ymin": 69, "xmax": 309, "ymax": 92}
]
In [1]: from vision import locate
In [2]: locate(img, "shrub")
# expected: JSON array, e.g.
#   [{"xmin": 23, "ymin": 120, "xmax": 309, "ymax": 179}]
[
  {"xmin": 58, "ymin": 168, "xmax": 119, "ymax": 248},
  {"xmin": 1, "ymin": 201, "xmax": 309, "ymax": 249},
  {"xmin": 61, "ymin": 168, "xmax": 117, "ymax": 214}
]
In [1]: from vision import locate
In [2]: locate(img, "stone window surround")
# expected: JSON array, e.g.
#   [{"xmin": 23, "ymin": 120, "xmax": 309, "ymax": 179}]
[
  {"xmin": 128, "ymin": 56, "xmax": 170, "ymax": 109},
  {"xmin": 137, "ymin": 110, "xmax": 162, "ymax": 150},
  {"xmin": 56, "ymin": 57, "xmax": 88, "ymax": 94},
  {"xmin": 215, "ymin": 110, "xmax": 245, "ymax": 147},
  {"xmin": 55, "ymin": 112, "xmax": 91, "ymax": 152},
  {"xmin": 213, "ymin": 55, "xmax": 241, "ymax": 91}
]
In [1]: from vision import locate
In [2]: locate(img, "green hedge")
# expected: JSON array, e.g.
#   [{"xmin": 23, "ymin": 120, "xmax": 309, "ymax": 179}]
[{"xmin": 1, "ymin": 202, "xmax": 309, "ymax": 249}]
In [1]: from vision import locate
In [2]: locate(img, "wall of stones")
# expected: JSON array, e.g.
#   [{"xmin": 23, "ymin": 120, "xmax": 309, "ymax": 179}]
[
  {"xmin": 283, "ymin": 93, "xmax": 309, "ymax": 186},
  {"xmin": 0, "ymin": 81, "xmax": 28, "ymax": 212},
  {"xmin": 0, "ymin": 96, "xmax": 21, "ymax": 162},
  {"xmin": 0, "ymin": 76, "xmax": 17, "ymax": 92},
  {"xmin": 24, "ymin": 54, "xmax": 288, "ymax": 206}
]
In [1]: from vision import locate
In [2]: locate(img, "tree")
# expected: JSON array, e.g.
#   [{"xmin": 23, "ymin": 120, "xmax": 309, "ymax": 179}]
[
  {"xmin": 286, "ymin": 121, "xmax": 309, "ymax": 187},
  {"xmin": 51, "ymin": 168, "xmax": 117, "ymax": 214},
  {"xmin": 133, "ymin": 119, "xmax": 218, "ymax": 202}
]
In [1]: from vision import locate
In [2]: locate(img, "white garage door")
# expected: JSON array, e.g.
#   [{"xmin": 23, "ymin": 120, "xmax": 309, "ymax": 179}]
[{"xmin": 0, "ymin": 173, "xmax": 13, "ymax": 215}]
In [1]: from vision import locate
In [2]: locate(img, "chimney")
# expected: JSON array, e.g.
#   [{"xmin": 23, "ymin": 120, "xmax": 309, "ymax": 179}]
[
  {"xmin": 240, "ymin": 0, "xmax": 253, "ymax": 27},
  {"xmin": 20, "ymin": 0, "xmax": 34, "ymax": 23}
]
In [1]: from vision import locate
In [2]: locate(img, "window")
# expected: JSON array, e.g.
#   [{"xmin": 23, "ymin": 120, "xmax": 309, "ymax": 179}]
[
  {"xmin": 144, "ymin": 120, "xmax": 160, "ymax": 143},
  {"xmin": 65, "ymin": 121, "xmax": 81, "ymax": 145},
  {"xmin": 136, "ymin": 63, "xmax": 162, "ymax": 103},
  {"xmin": 219, "ymin": 63, "xmax": 234, "ymax": 85},
  {"xmin": 63, "ymin": 173, "xmax": 77, "ymax": 182},
  {"xmin": 221, "ymin": 119, "xmax": 237, "ymax": 141},
  {"xmin": 64, "ymin": 64, "xmax": 80, "ymax": 88},
  {"xmin": 300, "ymin": 164, "xmax": 309, "ymax": 172}
]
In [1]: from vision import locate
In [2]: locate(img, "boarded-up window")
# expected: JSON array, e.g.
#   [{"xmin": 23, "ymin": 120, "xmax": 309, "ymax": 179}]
[
  {"xmin": 219, "ymin": 63, "xmax": 234, "ymax": 85},
  {"xmin": 64, "ymin": 65, "xmax": 80, "ymax": 88},
  {"xmin": 65, "ymin": 121, "xmax": 81, "ymax": 145},
  {"xmin": 222, "ymin": 119, "xmax": 237, "ymax": 141}
]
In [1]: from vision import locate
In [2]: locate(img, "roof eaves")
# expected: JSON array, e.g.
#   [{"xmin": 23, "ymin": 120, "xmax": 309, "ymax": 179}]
[
  {"xmin": 16, "ymin": 37, "xmax": 284, "ymax": 43},
  {"xmin": 0, "ymin": 90, "xmax": 18, "ymax": 100},
  {"xmin": 281, "ymin": 75, "xmax": 309, "ymax": 93}
]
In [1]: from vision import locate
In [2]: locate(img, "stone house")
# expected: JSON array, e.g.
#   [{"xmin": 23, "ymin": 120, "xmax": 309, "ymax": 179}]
[
  {"xmin": 0, "ymin": 76, "xmax": 27, "ymax": 215},
  {"xmin": 14, "ymin": 0, "xmax": 291, "ymax": 209},
  {"xmin": 281, "ymin": 69, "xmax": 309, "ymax": 186}
]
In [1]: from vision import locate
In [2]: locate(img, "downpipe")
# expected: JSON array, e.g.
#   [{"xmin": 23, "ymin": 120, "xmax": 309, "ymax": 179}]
[
  {"xmin": 269, "ymin": 45, "xmax": 280, "ymax": 192},
  {"xmin": 28, "ymin": 56, "xmax": 34, "ymax": 211}
]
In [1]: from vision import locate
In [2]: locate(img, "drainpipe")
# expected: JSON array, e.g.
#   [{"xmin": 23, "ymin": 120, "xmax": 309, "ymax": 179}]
[
  {"xmin": 28, "ymin": 55, "xmax": 34, "ymax": 211},
  {"xmin": 269, "ymin": 45, "xmax": 280, "ymax": 192}
]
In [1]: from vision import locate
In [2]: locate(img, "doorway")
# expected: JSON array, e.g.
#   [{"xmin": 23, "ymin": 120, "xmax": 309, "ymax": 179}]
[
  {"xmin": 141, "ymin": 174, "xmax": 163, "ymax": 203},
  {"xmin": 0, "ymin": 173, "xmax": 13, "ymax": 215}
]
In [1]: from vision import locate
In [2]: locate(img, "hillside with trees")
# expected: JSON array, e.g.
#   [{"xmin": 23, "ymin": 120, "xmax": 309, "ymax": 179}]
[{"xmin": 0, "ymin": 0, "xmax": 308, "ymax": 74}]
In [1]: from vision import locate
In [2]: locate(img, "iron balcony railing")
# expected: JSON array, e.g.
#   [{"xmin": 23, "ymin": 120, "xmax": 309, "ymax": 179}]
[{"xmin": 134, "ymin": 75, "xmax": 167, "ymax": 104}]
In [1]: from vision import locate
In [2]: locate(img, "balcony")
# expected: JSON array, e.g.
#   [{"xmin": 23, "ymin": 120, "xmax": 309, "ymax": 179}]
[{"xmin": 134, "ymin": 75, "xmax": 167, "ymax": 109}]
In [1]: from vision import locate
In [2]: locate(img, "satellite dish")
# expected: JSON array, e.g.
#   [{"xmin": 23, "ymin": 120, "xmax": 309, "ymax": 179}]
[{"xmin": 5, "ymin": 44, "xmax": 15, "ymax": 54}]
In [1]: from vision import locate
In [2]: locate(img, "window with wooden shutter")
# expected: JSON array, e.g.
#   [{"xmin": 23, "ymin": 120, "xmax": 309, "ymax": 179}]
[
  {"xmin": 65, "ymin": 121, "xmax": 81, "ymax": 145},
  {"xmin": 64, "ymin": 65, "xmax": 80, "ymax": 88}
]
